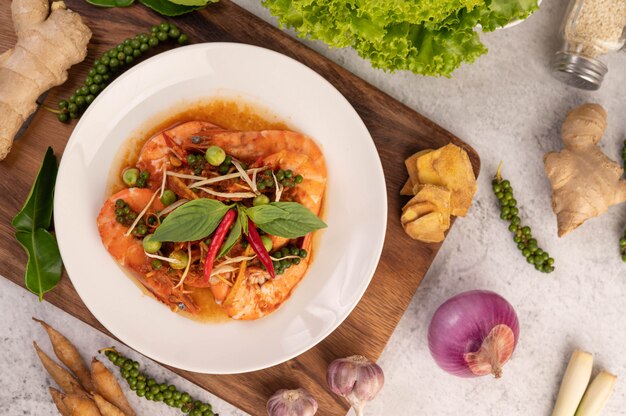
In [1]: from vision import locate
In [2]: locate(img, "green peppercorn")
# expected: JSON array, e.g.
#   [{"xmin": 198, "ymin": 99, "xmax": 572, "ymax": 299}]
[
  {"xmin": 178, "ymin": 34, "xmax": 189, "ymax": 44},
  {"xmin": 143, "ymin": 235, "xmax": 162, "ymax": 254},
  {"xmin": 260, "ymin": 235, "xmax": 273, "ymax": 252},
  {"xmin": 170, "ymin": 250, "xmax": 189, "ymax": 270},
  {"xmin": 493, "ymin": 167, "xmax": 554, "ymax": 273},
  {"xmin": 122, "ymin": 168, "xmax": 140, "ymax": 187},
  {"xmin": 160, "ymin": 189, "xmax": 177, "ymax": 206},
  {"xmin": 57, "ymin": 113, "xmax": 69, "ymax": 123},
  {"xmin": 253, "ymin": 194, "xmax": 270, "ymax": 206},
  {"xmin": 205, "ymin": 146, "xmax": 226, "ymax": 166},
  {"xmin": 169, "ymin": 27, "xmax": 181, "ymax": 39}
]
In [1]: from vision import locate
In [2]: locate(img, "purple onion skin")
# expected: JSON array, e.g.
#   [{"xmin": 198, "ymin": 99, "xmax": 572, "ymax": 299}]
[{"xmin": 427, "ymin": 290, "xmax": 519, "ymax": 378}]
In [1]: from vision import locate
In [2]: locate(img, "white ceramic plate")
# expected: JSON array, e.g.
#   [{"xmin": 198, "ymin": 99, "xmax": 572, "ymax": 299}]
[{"xmin": 54, "ymin": 43, "xmax": 387, "ymax": 374}]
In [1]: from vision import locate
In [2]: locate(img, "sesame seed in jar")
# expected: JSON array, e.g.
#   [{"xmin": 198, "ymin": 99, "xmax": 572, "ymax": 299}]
[{"xmin": 563, "ymin": 0, "xmax": 626, "ymax": 58}]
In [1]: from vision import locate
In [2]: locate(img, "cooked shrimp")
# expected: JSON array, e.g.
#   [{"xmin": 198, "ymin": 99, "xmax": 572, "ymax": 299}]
[
  {"xmin": 114, "ymin": 123, "xmax": 327, "ymax": 320},
  {"xmin": 97, "ymin": 188, "xmax": 198, "ymax": 313},
  {"xmin": 184, "ymin": 130, "xmax": 328, "ymax": 319},
  {"xmin": 136, "ymin": 121, "xmax": 225, "ymax": 178},
  {"xmin": 182, "ymin": 129, "xmax": 326, "ymax": 213},
  {"xmin": 214, "ymin": 235, "xmax": 314, "ymax": 320}
]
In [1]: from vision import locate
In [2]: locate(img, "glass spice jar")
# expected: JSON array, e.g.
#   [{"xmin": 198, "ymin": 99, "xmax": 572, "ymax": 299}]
[{"xmin": 552, "ymin": 0, "xmax": 626, "ymax": 90}]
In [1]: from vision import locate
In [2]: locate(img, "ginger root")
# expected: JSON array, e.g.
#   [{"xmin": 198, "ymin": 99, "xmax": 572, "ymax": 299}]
[
  {"xmin": 399, "ymin": 143, "xmax": 476, "ymax": 243},
  {"xmin": 544, "ymin": 103, "xmax": 626, "ymax": 237},
  {"xmin": 401, "ymin": 184, "xmax": 451, "ymax": 242},
  {"xmin": 0, "ymin": 0, "xmax": 91, "ymax": 160}
]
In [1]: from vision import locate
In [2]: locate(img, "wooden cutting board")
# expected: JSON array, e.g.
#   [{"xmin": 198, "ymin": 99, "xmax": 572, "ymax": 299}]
[{"xmin": 0, "ymin": 1, "xmax": 480, "ymax": 415}]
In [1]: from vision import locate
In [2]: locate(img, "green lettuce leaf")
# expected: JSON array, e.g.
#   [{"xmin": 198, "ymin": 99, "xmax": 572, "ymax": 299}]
[{"xmin": 263, "ymin": 0, "xmax": 538, "ymax": 77}]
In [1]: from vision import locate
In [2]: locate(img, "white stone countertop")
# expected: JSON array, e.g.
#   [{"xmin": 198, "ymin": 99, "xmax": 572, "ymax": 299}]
[{"xmin": 2, "ymin": 0, "xmax": 626, "ymax": 415}]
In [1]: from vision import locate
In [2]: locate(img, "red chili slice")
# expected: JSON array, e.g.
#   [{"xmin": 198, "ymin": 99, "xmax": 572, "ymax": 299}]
[
  {"xmin": 203, "ymin": 210, "xmax": 237, "ymax": 283},
  {"xmin": 246, "ymin": 218, "xmax": 276, "ymax": 279}
]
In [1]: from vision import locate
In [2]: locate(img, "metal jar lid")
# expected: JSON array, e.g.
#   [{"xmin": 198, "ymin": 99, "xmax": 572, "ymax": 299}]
[{"xmin": 551, "ymin": 51, "xmax": 608, "ymax": 90}]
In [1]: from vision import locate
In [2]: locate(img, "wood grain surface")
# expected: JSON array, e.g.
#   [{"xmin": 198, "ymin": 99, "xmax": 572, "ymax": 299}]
[{"xmin": 0, "ymin": 1, "xmax": 480, "ymax": 415}]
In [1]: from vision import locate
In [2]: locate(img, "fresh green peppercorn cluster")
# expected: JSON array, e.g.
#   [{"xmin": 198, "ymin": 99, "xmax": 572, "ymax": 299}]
[
  {"xmin": 271, "ymin": 246, "xmax": 308, "ymax": 275},
  {"xmin": 56, "ymin": 22, "xmax": 188, "ymax": 122},
  {"xmin": 274, "ymin": 169, "xmax": 303, "ymax": 189},
  {"xmin": 254, "ymin": 168, "xmax": 303, "ymax": 191},
  {"xmin": 492, "ymin": 171, "xmax": 555, "ymax": 273},
  {"xmin": 151, "ymin": 259, "xmax": 163, "ymax": 270},
  {"xmin": 187, "ymin": 154, "xmax": 207, "ymax": 176},
  {"xmin": 619, "ymin": 231, "xmax": 626, "ymax": 263},
  {"xmin": 104, "ymin": 349, "xmax": 217, "ymax": 416},
  {"xmin": 132, "ymin": 223, "xmax": 148, "ymax": 237},
  {"xmin": 217, "ymin": 155, "xmax": 234, "ymax": 175},
  {"xmin": 123, "ymin": 168, "xmax": 150, "ymax": 188},
  {"xmin": 136, "ymin": 170, "xmax": 150, "ymax": 188},
  {"xmin": 114, "ymin": 199, "xmax": 138, "ymax": 226},
  {"xmin": 619, "ymin": 140, "xmax": 626, "ymax": 263}
]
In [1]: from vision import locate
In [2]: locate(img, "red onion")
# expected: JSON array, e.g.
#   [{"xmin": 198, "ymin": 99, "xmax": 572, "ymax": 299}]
[{"xmin": 428, "ymin": 290, "xmax": 519, "ymax": 378}]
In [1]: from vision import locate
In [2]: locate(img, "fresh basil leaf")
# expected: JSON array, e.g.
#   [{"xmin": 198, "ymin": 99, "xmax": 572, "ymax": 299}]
[
  {"xmin": 12, "ymin": 147, "xmax": 57, "ymax": 231},
  {"xmin": 244, "ymin": 204, "xmax": 284, "ymax": 225},
  {"xmin": 139, "ymin": 0, "xmax": 204, "ymax": 16},
  {"xmin": 247, "ymin": 202, "xmax": 327, "ymax": 238},
  {"xmin": 152, "ymin": 199, "xmax": 230, "ymax": 242},
  {"xmin": 85, "ymin": 0, "xmax": 134, "ymax": 7},
  {"xmin": 15, "ymin": 229, "xmax": 63, "ymax": 301},
  {"xmin": 237, "ymin": 205, "xmax": 248, "ymax": 235},
  {"xmin": 217, "ymin": 219, "xmax": 241, "ymax": 258}
]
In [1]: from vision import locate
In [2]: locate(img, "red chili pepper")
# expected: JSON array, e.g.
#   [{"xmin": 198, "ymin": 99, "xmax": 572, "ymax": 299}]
[
  {"xmin": 246, "ymin": 218, "xmax": 275, "ymax": 279},
  {"xmin": 163, "ymin": 131, "xmax": 187, "ymax": 163},
  {"xmin": 203, "ymin": 210, "xmax": 237, "ymax": 283}
]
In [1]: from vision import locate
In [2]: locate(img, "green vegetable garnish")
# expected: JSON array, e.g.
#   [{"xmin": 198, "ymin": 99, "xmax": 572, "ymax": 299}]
[
  {"xmin": 122, "ymin": 168, "xmax": 139, "ymax": 187},
  {"xmin": 260, "ymin": 235, "xmax": 273, "ymax": 252},
  {"xmin": 160, "ymin": 189, "xmax": 177, "ymax": 206},
  {"xmin": 205, "ymin": 145, "xmax": 226, "ymax": 166},
  {"xmin": 263, "ymin": 0, "xmax": 539, "ymax": 77},
  {"xmin": 245, "ymin": 202, "xmax": 327, "ymax": 238},
  {"xmin": 142, "ymin": 234, "xmax": 162, "ymax": 254},
  {"xmin": 169, "ymin": 250, "xmax": 189, "ymax": 269},
  {"xmin": 253, "ymin": 194, "xmax": 270, "ymax": 206},
  {"xmin": 12, "ymin": 147, "xmax": 63, "ymax": 300},
  {"xmin": 152, "ymin": 199, "xmax": 326, "ymax": 242}
]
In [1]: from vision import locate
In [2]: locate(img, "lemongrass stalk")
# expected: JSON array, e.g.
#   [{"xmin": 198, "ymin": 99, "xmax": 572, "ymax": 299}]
[
  {"xmin": 552, "ymin": 350, "xmax": 594, "ymax": 416},
  {"xmin": 575, "ymin": 371, "xmax": 617, "ymax": 416}
]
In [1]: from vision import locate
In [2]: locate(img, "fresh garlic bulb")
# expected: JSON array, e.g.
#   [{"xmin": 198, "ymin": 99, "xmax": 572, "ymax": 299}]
[
  {"xmin": 266, "ymin": 388, "xmax": 318, "ymax": 416},
  {"xmin": 326, "ymin": 355, "xmax": 384, "ymax": 416}
]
